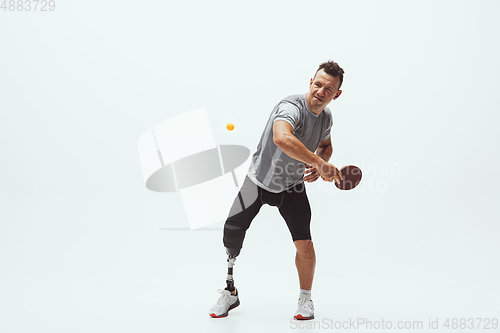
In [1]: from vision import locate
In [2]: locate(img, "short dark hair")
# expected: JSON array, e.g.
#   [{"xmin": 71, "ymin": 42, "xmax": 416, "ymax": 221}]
[{"xmin": 314, "ymin": 60, "xmax": 344, "ymax": 89}]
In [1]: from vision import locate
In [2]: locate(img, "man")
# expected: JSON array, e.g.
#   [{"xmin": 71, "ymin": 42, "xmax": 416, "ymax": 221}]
[{"xmin": 209, "ymin": 60, "xmax": 344, "ymax": 320}]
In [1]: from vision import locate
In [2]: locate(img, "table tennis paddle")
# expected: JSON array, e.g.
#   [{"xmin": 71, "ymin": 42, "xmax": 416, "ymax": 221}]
[{"xmin": 334, "ymin": 165, "xmax": 362, "ymax": 190}]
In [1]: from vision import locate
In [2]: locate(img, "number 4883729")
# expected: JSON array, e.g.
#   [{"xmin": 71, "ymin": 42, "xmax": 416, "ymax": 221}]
[{"xmin": 1, "ymin": 0, "xmax": 56, "ymax": 11}]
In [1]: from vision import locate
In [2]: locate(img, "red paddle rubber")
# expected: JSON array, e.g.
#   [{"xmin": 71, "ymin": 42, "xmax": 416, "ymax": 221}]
[{"xmin": 335, "ymin": 165, "xmax": 362, "ymax": 190}]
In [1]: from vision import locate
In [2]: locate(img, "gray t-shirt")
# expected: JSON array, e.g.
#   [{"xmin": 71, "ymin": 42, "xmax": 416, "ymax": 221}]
[{"xmin": 247, "ymin": 94, "xmax": 333, "ymax": 193}]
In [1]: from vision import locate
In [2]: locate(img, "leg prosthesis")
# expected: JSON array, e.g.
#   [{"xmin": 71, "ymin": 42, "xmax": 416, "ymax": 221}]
[{"xmin": 225, "ymin": 248, "xmax": 240, "ymax": 292}]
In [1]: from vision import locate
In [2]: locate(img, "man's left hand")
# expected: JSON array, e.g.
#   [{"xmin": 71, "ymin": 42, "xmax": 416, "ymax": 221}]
[{"xmin": 304, "ymin": 164, "xmax": 321, "ymax": 183}]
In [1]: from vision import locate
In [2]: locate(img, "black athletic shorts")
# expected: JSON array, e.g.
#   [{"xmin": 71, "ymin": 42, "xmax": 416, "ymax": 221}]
[{"xmin": 223, "ymin": 175, "xmax": 312, "ymax": 248}]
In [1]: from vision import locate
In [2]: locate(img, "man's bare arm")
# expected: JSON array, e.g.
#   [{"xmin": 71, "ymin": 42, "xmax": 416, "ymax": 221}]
[
  {"xmin": 273, "ymin": 120, "xmax": 324, "ymax": 168},
  {"xmin": 273, "ymin": 120, "xmax": 341, "ymax": 183},
  {"xmin": 316, "ymin": 136, "xmax": 333, "ymax": 162}
]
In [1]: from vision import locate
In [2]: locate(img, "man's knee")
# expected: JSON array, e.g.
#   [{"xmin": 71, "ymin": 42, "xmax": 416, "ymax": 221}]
[
  {"xmin": 294, "ymin": 239, "xmax": 315, "ymax": 258},
  {"xmin": 223, "ymin": 222, "xmax": 246, "ymax": 250}
]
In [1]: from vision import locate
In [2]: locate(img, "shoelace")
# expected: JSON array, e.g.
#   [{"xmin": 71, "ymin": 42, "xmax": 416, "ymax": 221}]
[
  {"xmin": 216, "ymin": 289, "xmax": 231, "ymax": 305},
  {"xmin": 298, "ymin": 298, "xmax": 314, "ymax": 309}
]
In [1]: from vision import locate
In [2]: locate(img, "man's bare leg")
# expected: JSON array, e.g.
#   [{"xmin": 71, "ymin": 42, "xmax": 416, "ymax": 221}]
[{"xmin": 294, "ymin": 239, "xmax": 316, "ymax": 290}]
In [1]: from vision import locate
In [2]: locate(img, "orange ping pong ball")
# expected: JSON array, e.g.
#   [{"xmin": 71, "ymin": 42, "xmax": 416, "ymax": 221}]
[{"xmin": 227, "ymin": 123, "xmax": 235, "ymax": 131}]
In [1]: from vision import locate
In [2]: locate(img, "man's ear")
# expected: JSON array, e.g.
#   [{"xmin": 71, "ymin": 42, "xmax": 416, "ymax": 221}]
[{"xmin": 333, "ymin": 90, "xmax": 342, "ymax": 100}]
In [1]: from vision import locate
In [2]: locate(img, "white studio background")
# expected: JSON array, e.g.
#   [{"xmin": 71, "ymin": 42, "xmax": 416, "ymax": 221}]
[{"xmin": 1, "ymin": 1, "xmax": 499, "ymax": 332}]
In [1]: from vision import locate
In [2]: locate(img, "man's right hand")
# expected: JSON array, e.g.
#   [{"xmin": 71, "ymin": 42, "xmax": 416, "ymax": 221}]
[{"xmin": 316, "ymin": 162, "xmax": 343, "ymax": 184}]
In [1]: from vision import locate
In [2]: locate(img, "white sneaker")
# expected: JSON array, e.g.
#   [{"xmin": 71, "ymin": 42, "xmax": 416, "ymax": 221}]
[
  {"xmin": 294, "ymin": 297, "xmax": 314, "ymax": 320},
  {"xmin": 209, "ymin": 288, "xmax": 240, "ymax": 318}
]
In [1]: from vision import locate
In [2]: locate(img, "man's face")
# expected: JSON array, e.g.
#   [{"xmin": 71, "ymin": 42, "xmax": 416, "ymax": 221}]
[{"xmin": 307, "ymin": 69, "xmax": 342, "ymax": 111}]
